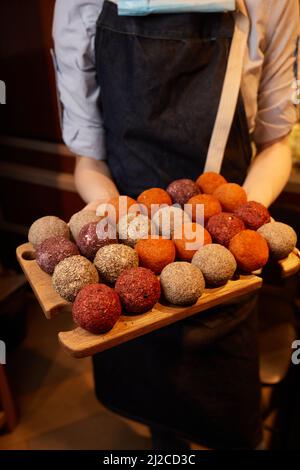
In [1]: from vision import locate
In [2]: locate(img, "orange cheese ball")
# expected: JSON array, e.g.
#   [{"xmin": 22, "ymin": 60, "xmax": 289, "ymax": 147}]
[
  {"xmin": 213, "ymin": 183, "xmax": 247, "ymax": 212},
  {"xmin": 135, "ymin": 237, "xmax": 176, "ymax": 274},
  {"xmin": 196, "ymin": 172, "xmax": 227, "ymax": 194},
  {"xmin": 173, "ymin": 222, "xmax": 212, "ymax": 261},
  {"xmin": 137, "ymin": 188, "xmax": 172, "ymax": 217},
  {"xmin": 106, "ymin": 196, "xmax": 139, "ymax": 225},
  {"xmin": 187, "ymin": 194, "xmax": 222, "ymax": 224},
  {"xmin": 229, "ymin": 229, "xmax": 269, "ymax": 272}
]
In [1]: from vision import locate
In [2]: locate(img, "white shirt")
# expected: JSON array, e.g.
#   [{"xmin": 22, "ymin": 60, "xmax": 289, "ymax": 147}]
[{"xmin": 52, "ymin": 0, "xmax": 299, "ymax": 160}]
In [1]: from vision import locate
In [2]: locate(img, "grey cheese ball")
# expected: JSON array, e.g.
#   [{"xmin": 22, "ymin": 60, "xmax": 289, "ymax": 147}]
[
  {"xmin": 94, "ymin": 244, "xmax": 139, "ymax": 284},
  {"xmin": 52, "ymin": 255, "xmax": 99, "ymax": 302},
  {"xmin": 69, "ymin": 210, "xmax": 102, "ymax": 241},
  {"xmin": 28, "ymin": 216, "xmax": 70, "ymax": 248},
  {"xmin": 257, "ymin": 222, "xmax": 297, "ymax": 260},
  {"xmin": 160, "ymin": 262, "xmax": 205, "ymax": 306},
  {"xmin": 192, "ymin": 244, "xmax": 237, "ymax": 286},
  {"xmin": 152, "ymin": 206, "xmax": 191, "ymax": 239},
  {"xmin": 118, "ymin": 213, "xmax": 156, "ymax": 247}
]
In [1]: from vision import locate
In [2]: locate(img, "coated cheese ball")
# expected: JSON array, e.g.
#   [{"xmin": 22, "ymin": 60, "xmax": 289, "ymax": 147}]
[
  {"xmin": 192, "ymin": 244, "xmax": 237, "ymax": 286},
  {"xmin": 69, "ymin": 210, "xmax": 102, "ymax": 242},
  {"xmin": 187, "ymin": 193, "xmax": 222, "ymax": 224},
  {"xmin": 135, "ymin": 238, "xmax": 176, "ymax": 274},
  {"xmin": 115, "ymin": 267, "xmax": 161, "ymax": 314},
  {"xmin": 77, "ymin": 221, "xmax": 118, "ymax": 260},
  {"xmin": 36, "ymin": 236, "xmax": 79, "ymax": 275},
  {"xmin": 94, "ymin": 244, "xmax": 139, "ymax": 284},
  {"xmin": 196, "ymin": 172, "xmax": 227, "ymax": 194},
  {"xmin": 166, "ymin": 179, "xmax": 201, "ymax": 207},
  {"xmin": 28, "ymin": 216, "xmax": 70, "ymax": 248},
  {"xmin": 160, "ymin": 262, "xmax": 205, "ymax": 306},
  {"xmin": 72, "ymin": 284, "xmax": 122, "ymax": 334},
  {"xmin": 257, "ymin": 222, "xmax": 297, "ymax": 260},
  {"xmin": 137, "ymin": 188, "xmax": 172, "ymax": 217},
  {"xmin": 52, "ymin": 255, "xmax": 99, "ymax": 302},
  {"xmin": 229, "ymin": 230, "xmax": 269, "ymax": 272},
  {"xmin": 152, "ymin": 206, "xmax": 191, "ymax": 239},
  {"xmin": 97, "ymin": 195, "xmax": 139, "ymax": 226},
  {"xmin": 206, "ymin": 212, "xmax": 245, "ymax": 247},
  {"xmin": 213, "ymin": 183, "xmax": 247, "ymax": 212},
  {"xmin": 234, "ymin": 201, "xmax": 270, "ymax": 230},
  {"xmin": 118, "ymin": 213, "xmax": 156, "ymax": 247},
  {"xmin": 173, "ymin": 222, "xmax": 212, "ymax": 261}
]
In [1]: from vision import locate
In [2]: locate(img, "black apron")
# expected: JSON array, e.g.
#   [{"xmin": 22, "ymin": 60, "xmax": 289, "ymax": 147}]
[{"xmin": 93, "ymin": 1, "xmax": 262, "ymax": 449}]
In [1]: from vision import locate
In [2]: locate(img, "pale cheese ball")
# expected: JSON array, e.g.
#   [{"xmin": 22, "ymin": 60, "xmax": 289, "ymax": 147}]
[
  {"xmin": 28, "ymin": 216, "xmax": 70, "ymax": 248},
  {"xmin": 160, "ymin": 262, "xmax": 205, "ymax": 306}
]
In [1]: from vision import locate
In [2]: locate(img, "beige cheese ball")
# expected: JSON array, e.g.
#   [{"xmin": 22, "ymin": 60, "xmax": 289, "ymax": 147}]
[
  {"xmin": 118, "ymin": 213, "xmax": 157, "ymax": 247},
  {"xmin": 69, "ymin": 210, "xmax": 102, "ymax": 241},
  {"xmin": 52, "ymin": 255, "xmax": 99, "ymax": 302},
  {"xmin": 160, "ymin": 262, "xmax": 205, "ymax": 306},
  {"xmin": 152, "ymin": 206, "xmax": 191, "ymax": 239},
  {"xmin": 192, "ymin": 244, "xmax": 237, "ymax": 286},
  {"xmin": 94, "ymin": 244, "xmax": 139, "ymax": 284},
  {"xmin": 257, "ymin": 222, "xmax": 297, "ymax": 260},
  {"xmin": 28, "ymin": 216, "xmax": 70, "ymax": 248}
]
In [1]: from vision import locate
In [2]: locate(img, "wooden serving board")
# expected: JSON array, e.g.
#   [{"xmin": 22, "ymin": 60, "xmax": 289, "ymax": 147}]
[{"xmin": 16, "ymin": 242, "xmax": 300, "ymax": 358}]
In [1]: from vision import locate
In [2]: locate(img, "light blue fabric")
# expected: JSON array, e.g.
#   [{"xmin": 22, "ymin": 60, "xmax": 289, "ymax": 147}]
[{"xmin": 118, "ymin": 0, "xmax": 236, "ymax": 16}]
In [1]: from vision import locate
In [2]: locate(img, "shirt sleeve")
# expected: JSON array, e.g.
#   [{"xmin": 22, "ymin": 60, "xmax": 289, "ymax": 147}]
[
  {"xmin": 52, "ymin": 0, "xmax": 105, "ymax": 160},
  {"xmin": 253, "ymin": 0, "xmax": 299, "ymax": 145}
]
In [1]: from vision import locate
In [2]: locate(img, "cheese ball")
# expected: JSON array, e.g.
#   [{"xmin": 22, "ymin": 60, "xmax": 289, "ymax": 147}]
[
  {"xmin": 196, "ymin": 172, "xmax": 227, "ymax": 194},
  {"xmin": 229, "ymin": 230, "xmax": 269, "ymax": 272},
  {"xmin": 166, "ymin": 179, "xmax": 201, "ymax": 207},
  {"xmin": 137, "ymin": 188, "xmax": 172, "ymax": 217},
  {"xmin": 173, "ymin": 222, "xmax": 212, "ymax": 261},
  {"xmin": 257, "ymin": 222, "xmax": 297, "ymax": 260},
  {"xmin": 72, "ymin": 284, "xmax": 122, "ymax": 334},
  {"xmin": 234, "ymin": 201, "xmax": 270, "ymax": 230},
  {"xmin": 135, "ymin": 238, "xmax": 176, "ymax": 274},
  {"xmin": 160, "ymin": 262, "xmax": 205, "ymax": 306},
  {"xmin": 192, "ymin": 244, "xmax": 237, "ymax": 286},
  {"xmin": 213, "ymin": 183, "xmax": 247, "ymax": 212},
  {"xmin": 77, "ymin": 221, "xmax": 118, "ymax": 260},
  {"xmin": 94, "ymin": 244, "xmax": 139, "ymax": 284},
  {"xmin": 36, "ymin": 236, "xmax": 79, "ymax": 274},
  {"xmin": 152, "ymin": 206, "xmax": 191, "ymax": 239},
  {"xmin": 118, "ymin": 213, "xmax": 156, "ymax": 247},
  {"xmin": 187, "ymin": 193, "xmax": 222, "ymax": 224},
  {"xmin": 97, "ymin": 195, "xmax": 139, "ymax": 226},
  {"xmin": 28, "ymin": 216, "xmax": 70, "ymax": 248},
  {"xmin": 115, "ymin": 267, "xmax": 161, "ymax": 314},
  {"xmin": 52, "ymin": 255, "xmax": 99, "ymax": 302},
  {"xmin": 206, "ymin": 212, "xmax": 245, "ymax": 247},
  {"xmin": 69, "ymin": 210, "xmax": 102, "ymax": 242}
]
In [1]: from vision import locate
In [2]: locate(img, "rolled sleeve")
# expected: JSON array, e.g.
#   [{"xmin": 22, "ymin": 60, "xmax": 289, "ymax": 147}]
[
  {"xmin": 52, "ymin": 0, "xmax": 105, "ymax": 159},
  {"xmin": 253, "ymin": 0, "xmax": 299, "ymax": 145}
]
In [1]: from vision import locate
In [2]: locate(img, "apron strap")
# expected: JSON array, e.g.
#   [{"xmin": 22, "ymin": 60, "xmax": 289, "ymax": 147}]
[{"xmin": 204, "ymin": 0, "xmax": 250, "ymax": 174}]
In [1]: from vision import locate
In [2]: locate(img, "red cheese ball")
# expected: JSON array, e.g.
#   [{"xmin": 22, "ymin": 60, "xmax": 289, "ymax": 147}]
[
  {"xmin": 36, "ymin": 236, "xmax": 79, "ymax": 274},
  {"xmin": 234, "ymin": 201, "xmax": 271, "ymax": 230},
  {"xmin": 72, "ymin": 284, "xmax": 122, "ymax": 334},
  {"xmin": 206, "ymin": 212, "xmax": 245, "ymax": 247},
  {"xmin": 77, "ymin": 221, "xmax": 118, "ymax": 260},
  {"xmin": 166, "ymin": 179, "xmax": 201, "ymax": 207},
  {"xmin": 115, "ymin": 267, "xmax": 161, "ymax": 314},
  {"xmin": 213, "ymin": 183, "xmax": 247, "ymax": 212},
  {"xmin": 187, "ymin": 193, "xmax": 222, "ymax": 224},
  {"xmin": 229, "ymin": 229, "xmax": 269, "ymax": 272},
  {"xmin": 196, "ymin": 172, "xmax": 227, "ymax": 194}
]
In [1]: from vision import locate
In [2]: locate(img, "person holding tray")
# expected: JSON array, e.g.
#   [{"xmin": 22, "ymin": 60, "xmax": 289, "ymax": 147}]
[{"xmin": 52, "ymin": 0, "xmax": 299, "ymax": 449}]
